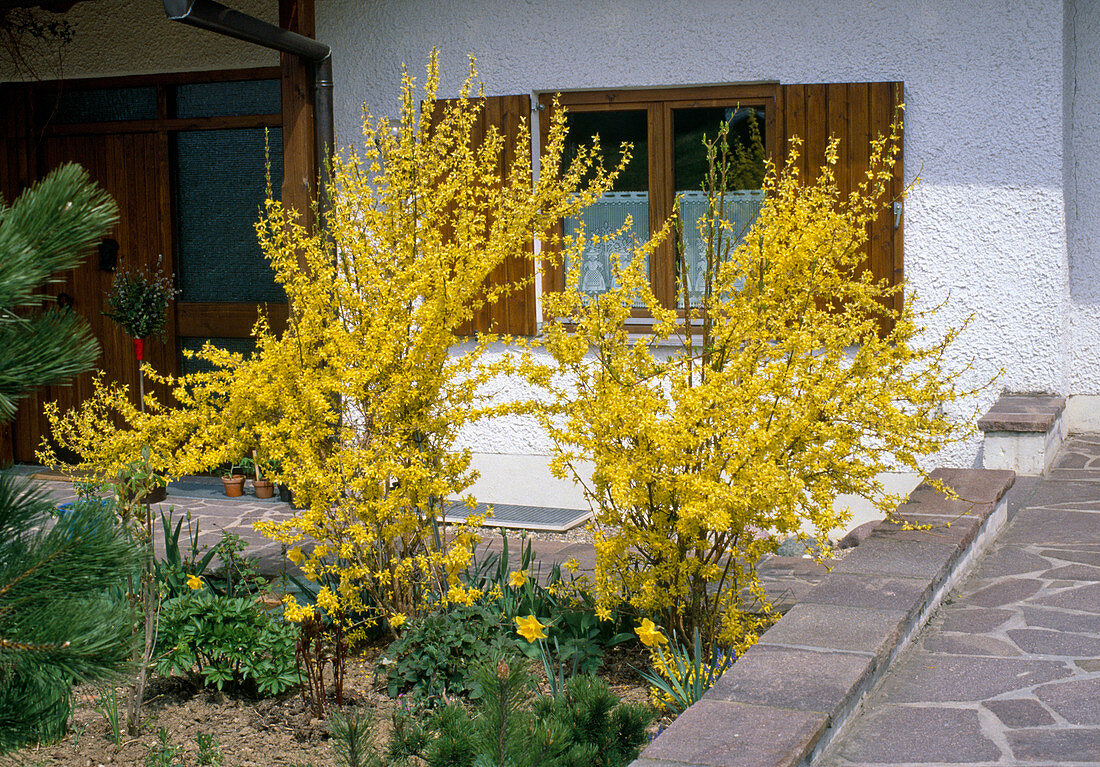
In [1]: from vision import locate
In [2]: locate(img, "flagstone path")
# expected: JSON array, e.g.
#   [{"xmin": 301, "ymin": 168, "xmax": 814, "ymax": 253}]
[{"xmin": 818, "ymin": 436, "xmax": 1100, "ymax": 766}]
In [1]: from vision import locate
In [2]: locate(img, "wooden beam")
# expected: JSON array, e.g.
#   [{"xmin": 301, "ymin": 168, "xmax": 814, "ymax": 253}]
[
  {"xmin": 176, "ymin": 302, "xmax": 290, "ymax": 338},
  {"xmin": 279, "ymin": 0, "xmax": 317, "ymax": 233}
]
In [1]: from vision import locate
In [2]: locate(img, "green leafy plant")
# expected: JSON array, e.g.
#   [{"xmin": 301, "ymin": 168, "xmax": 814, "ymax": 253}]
[
  {"xmin": 379, "ymin": 602, "xmax": 510, "ymax": 707},
  {"xmin": 144, "ymin": 727, "xmax": 183, "ymax": 767},
  {"xmin": 639, "ymin": 627, "xmax": 735, "ymax": 716},
  {"xmin": 93, "ymin": 686, "xmax": 122, "ymax": 746},
  {"xmin": 103, "ymin": 257, "xmax": 178, "ymax": 340},
  {"xmin": 154, "ymin": 508, "xmax": 217, "ymax": 599},
  {"xmin": 211, "ymin": 530, "xmax": 265, "ymax": 598},
  {"xmin": 155, "ymin": 589, "xmax": 298, "ymax": 696},
  {"xmin": 389, "ymin": 654, "xmax": 652, "ymax": 767},
  {"xmin": 196, "ymin": 732, "xmax": 223, "ymax": 766}
]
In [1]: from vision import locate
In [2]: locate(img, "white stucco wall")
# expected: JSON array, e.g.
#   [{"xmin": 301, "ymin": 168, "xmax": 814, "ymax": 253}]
[
  {"xmin": 1066, "ymin": 0, "xmax": 1100, "ymax": 396},
  {"xmin": 0, "ymin": 0, "xmax": 279, "ymax": 81},
  {"xmin": 320, "ymin": 0, "xmax": 1073, "ymax": 476}
]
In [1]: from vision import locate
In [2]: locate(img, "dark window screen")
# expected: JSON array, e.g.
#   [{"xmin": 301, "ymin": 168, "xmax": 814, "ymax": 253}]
[
  {"xmin": 41, "ymin": 87, "xmax": 158, "ymax": 124},
  {"xmin": 174, "ymin": 128, "xmax": 285, "ymax": 303},
  {"xmin": 175, "ymin": 80, "xmax": 281, "ymax": 118}
]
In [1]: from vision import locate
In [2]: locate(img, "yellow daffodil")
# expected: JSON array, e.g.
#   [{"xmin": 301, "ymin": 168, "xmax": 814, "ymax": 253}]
[
  {"xmin": 186, "ymin": 574, "xmax": 204, "ymax": 591},
  {"xmin": 287, "ymin": 546, "xmax": 304, "ymax": 566},
  {"xmin": 635, "ymin": 619, "xmax": 666, "ymax": 647},
  {"xmin": 507, "ymin": 570, "xmax": 528, "ymax": 588},
  {"xmin": 515, "ymin": 614, "xmax": 548, "ymax": 643}
]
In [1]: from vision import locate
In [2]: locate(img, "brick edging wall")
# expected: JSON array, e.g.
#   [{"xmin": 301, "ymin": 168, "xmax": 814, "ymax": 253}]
[{"xmin": 632, "ymin": 468, "xmax": 1016, "ymax": 767}]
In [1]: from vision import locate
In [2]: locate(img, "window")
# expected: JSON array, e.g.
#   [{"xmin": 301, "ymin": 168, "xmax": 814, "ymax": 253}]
[
  {"xmin": 440, "ymin": 82, "xmax": 902, "ymax": 335},
  {"xmin": 539, "ymin": 85, "xmax": 778, "ymax": 315}
]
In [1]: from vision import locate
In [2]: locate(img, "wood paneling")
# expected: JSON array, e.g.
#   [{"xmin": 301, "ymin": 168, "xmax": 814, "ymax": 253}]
[
  {"xmin": 279, "ymin": 0, "xmax": 316, "ymax": 236},
  {"xmin": 176, "ymin": 302, "xmax": 290, "ymax": 338},
  {"xmin": 440, "ymin": 94, "xmax": 536, "ymax": 337},
  {"xmin": 779, "ymin": 81, "xmax": 904, "ymax": 307}
]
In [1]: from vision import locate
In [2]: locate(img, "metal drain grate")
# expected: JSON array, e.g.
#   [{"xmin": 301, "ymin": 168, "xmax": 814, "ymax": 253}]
[{"xmin": 444, "ymin": 502, "xmax": 590, "ymax": 532}]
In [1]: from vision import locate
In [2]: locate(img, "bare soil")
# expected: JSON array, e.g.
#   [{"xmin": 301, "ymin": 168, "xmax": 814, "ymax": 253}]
[{"xmin": 18, "ymin": 642, "xmax": 653, "ymax": 767}]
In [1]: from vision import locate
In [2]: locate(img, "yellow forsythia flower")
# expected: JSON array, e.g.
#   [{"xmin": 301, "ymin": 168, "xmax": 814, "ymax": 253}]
[
  {"xmin": 316, "ymin": 587, "xmax": 340, "ymax": 615},
  {"xmin": 186, "ymin": 574, "xmax": 204, "ymax": 591},
  {"xmin": 282, "ymin": 596, "xmax": 308, "ymax": 624},
  {"xmin": 515, "ymin": 614, "xmax": 547, "ymax": 643},
  {"xmin": 507, "ymin": 570, "xmax": 528, "ymax": 588},
  {"xmin": 390, "ymin": 613, "xmax": 407, "ymax": 628},
  {"xmin": 635, "ymin": 619, "xmax": 666, "ymax": 647}
]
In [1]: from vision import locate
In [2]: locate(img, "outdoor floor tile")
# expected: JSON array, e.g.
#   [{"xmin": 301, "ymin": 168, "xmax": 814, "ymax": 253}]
[
  {"xmin": 1022, "ymin": 480, "xmax": 1100, "ymax": 509},
  {"xmin": 939, "ymin": 607, "xmax": 1015, "ymax": 633},
  {"xmin": 798, "ymin": 574, "xmax": 931, "ymax": 614},
  {"xmin": 970, "ymin": 547, "xmax": 1051, "ymax": 578},
  {"xmin": 957, "ymin": 578, "xmax": 1043, "ymax": 608},
  {"xmin": 640, "ymin": 700, "xmax": 827, "ymax": 767},
  {"xmin": 1034, "ymin": 678, "xmax": 1100, "ymax": 725},
  {"xmin": 1006, "ymin": 729, "xmax": 1100, "ymax": 762},
  {"xmin": 875, "ymin": 655, "xmax": 1072, "ymax": 702},
  {"xmin": 1021, "ymin": 605, "xmax": 1100, "ymax": 632},
  {"xmin": 982, "ymin": 698, "xmax": 1056, "ymax": 728},
  {"xmin": 1038, "ymin": 549, "xmax": 1100, "ymax": 566},
  {"xmin": 704, "ymin": 645, "xmax": 874, "ymax": 713},
  {"xmin": 757, "ymin": 603, "xmax": 905, "ymax": 658},
  {"xmin": 1006, "ymin": 628, "xmax": 1100, "ymax": 657},
  {"xmin": 1042, "ymin": 563, "xmax": 1100, "ymax": 580},
  {"xmin": 829, "ymin": 705, "xmax": 1002, "ymax": 763},
  {"xmin": 1001, "ymin": 509, "xmax": 1100, "ymax": 545},
  {"xmin": 920, "ymin": 633, "xmax": 1022, "ymax": 657},
  {"xmin": 1029, "ymin": 582, "xmax": 1100, "ymax": 612},
  {"xmin": 828, "ymin": 537, "xmax": 957, "ymax": 581}
]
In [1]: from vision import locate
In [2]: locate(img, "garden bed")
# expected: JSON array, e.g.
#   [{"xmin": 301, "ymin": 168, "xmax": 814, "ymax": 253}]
[{"xmin": 20, "ymin": 642, "xmax": 654, "ymax": 767}]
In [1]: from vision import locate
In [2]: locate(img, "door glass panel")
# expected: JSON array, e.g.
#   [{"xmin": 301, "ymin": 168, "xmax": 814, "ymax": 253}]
[
  {"xmin": 174, "ymin": 128, "xmax": 285, "ymax": 303},
  {"xmin": 562, "ymin": 110, "xmax": 649, "ymax": 303},
  {"xmin": 673, "ymin": 106, "xmax": 766, "ymax": 303}
]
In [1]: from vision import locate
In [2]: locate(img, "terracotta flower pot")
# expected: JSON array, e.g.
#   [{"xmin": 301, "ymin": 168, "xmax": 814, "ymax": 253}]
[
  {"xmin": 222, "ymin": 475, "xmax": 246, "ymax": 497},
  {"xmin": 253, "ymin": 478, "xmax": 275, "ymax": 499}
]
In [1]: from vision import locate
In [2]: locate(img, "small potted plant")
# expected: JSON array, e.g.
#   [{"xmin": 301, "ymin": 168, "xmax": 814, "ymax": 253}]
[
  {"xmin": 246, "ymin": 450, "xmax": 275, "ymax": 499},
  {"xmin": 102, "ymin": 256, "xmax": 178, "ymax": 410},
  {"xmin": 222, "ymin": 458, "xmax": 247, "ymax": 498}
]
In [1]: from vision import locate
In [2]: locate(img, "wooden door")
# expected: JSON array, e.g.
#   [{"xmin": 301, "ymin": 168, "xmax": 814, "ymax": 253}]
[{"xmin": 11, "ymin": 132, "xmax": 178, "ymax": 462}]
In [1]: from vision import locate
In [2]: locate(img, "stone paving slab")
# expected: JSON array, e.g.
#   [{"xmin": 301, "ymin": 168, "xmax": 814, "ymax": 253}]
[
  {"xmin": 977, "ymin": 394, "xmax": 1065, "ymax": 433},
  {"xmin": 815, "ymin": 443, "xmax": 1100, "ymax": 767}
]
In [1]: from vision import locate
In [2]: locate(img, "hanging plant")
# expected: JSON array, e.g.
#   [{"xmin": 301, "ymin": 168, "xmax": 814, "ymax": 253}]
[{"xmin": 103, "ymin": 257, "xmax": 179, "ymax": 343}]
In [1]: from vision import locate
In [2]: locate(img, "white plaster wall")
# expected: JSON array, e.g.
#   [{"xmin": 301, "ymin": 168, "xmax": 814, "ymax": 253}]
[
  {"xmin": 1066, "ymin": 0, "xmax": 1100, "ymax": 393},
  {"xmin": 321, "ymin": 0, "xmax": 1073, "ymax": 473},
  {"xmin": 0, "ymin": 0, "xmax": 278, "ymax": 81}
]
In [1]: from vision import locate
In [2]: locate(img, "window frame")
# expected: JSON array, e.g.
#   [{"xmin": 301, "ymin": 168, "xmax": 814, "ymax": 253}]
[{"xmin": 537, "ymin": 83, "xmax": 778, "ymax": 322}]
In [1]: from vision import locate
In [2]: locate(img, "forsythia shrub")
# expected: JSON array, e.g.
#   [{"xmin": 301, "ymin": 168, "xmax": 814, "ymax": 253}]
[
  {"xmin": 522, "ymin": 114, "xmax": 981, "ymax": 650},
  {"xmin": 42, "ymin": 52, "xmax": 623, "ymax": 634}
]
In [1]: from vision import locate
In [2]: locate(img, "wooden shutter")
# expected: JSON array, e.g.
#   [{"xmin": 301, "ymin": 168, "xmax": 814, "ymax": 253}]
[
  {"xmin": 431, "ymin": 94, "xmax": 536, "ymax": 337},
  {"xmin": 779, "ymin": 82, "xmax": 904, "ymax": 312}
]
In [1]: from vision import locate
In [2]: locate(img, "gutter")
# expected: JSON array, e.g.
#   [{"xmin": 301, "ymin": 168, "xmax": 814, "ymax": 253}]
[{"xmin": 162, "ymin": 0, "xmax": 334, "ymax": 222}]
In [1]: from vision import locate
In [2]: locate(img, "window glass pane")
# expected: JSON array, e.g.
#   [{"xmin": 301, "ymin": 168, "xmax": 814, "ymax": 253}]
[
  {"xmin": 174, "ymin": 80, "xmax": 281, "ymax": 118},
  {"xmin": 40, "ymin": 87, "xmax": 158, "ymax": 124},
  {"xmin": 673, "ymin": 106, "xmax": 766, "ymax": 303},
  {"xmin": 562, "ymin": 110, "xmax": 649, "ymax": 302},
  {"xmin": 174, "ymin": 128, "xmax": 285, "ymax": 303}
]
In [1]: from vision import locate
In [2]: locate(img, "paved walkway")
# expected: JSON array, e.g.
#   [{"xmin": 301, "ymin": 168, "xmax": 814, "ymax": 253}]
[
  {"xmin": 7, "ymin": 465, "xmax": 832, "ymax": 611},
  {"xmin": 820, "ymin": 436, "xmax": 1100, "ymax": 766}
]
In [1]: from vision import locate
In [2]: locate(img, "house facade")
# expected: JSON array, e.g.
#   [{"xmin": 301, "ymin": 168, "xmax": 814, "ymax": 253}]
[{"xmin": 2, "ymin": 0, "xmax": 1097, "ymax": 515}]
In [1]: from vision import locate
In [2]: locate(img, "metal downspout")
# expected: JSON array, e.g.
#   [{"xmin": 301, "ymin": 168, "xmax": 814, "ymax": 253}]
[{"xmin": 162, "ymin": 0, "xmax": 334, "ymax": 224}]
